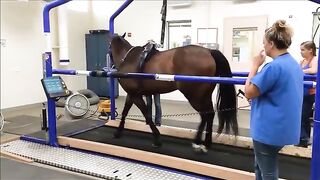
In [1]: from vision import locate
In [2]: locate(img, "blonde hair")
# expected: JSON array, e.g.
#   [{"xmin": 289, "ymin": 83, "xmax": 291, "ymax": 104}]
[{"xmin": 265, "ymin": 20, "xmax": 293, "ymax": 49}]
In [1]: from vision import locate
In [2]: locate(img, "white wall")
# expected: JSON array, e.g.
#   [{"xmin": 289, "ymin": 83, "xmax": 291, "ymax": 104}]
[
  {"xmin": 1, "ymin": 0, "xmax": 318, "ymax": 109},
  {"xmin": 0, "ymin": 0, "xmax": 93, "ymax": 109},
  {"xmin": 208, "ymin": 0, "xmax": 317, "ymax": 60},
  {"xmin": 92, "ymin": 0, "xmax": 318, "ymax": 101},
  {"xmin": 92, "ymin": 1, "xmax": 213, "ymax": 101},
  {"xmin": 1, "ymin": 1, "xmax": 46, "ymax": 109},
  {"xmin": 56, "ymin": 1, "xmax": 93, "ymax": 91}
]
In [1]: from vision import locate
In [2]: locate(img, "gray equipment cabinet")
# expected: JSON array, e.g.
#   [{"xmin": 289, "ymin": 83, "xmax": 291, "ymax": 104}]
[{"xmin": 85, "ymin": 30, "xmax": 119, "ymax": 98}]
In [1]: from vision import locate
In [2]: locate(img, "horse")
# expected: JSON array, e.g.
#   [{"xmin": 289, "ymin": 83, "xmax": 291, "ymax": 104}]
[{"xmin": 109, "ymin": 34, "xmax": 238, "ymax": 152}]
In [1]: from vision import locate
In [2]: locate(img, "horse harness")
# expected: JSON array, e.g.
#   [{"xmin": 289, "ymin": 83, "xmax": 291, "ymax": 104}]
[
  {"xmin": 119, "ymin": 42, "xmax": 159, "ymax": 72},
  {"xmin": 139, "ymin": 42, "xmax": 159, "ymax": 72}
]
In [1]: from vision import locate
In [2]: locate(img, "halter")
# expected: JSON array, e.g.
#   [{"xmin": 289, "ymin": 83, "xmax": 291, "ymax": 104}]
[{"xmin": 120, "ymin": 46, "xmax": 136, "ymax": 62}]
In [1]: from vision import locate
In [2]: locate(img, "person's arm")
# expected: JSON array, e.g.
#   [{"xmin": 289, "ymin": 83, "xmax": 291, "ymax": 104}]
[
  {"xmin": 299, "ymin": 59, "xmax": 304, "ymax": 66},
  {"xmin": 245, "ymin": 50, "xmax": 266, "ymax": 99},
  {"xmin": 303, "ymin": 57, "xmax": 318, "ymax": 74},
  {"xmin": 245, "ymin": 66, "xmax": 260, "ymax": 99}
]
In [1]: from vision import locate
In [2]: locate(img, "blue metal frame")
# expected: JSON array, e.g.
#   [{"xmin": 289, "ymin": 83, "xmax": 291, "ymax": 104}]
[
  {"xmin": 51, "ymin": 69, "xmax": 315, "ymax": 88},
  {"xmin": 41, "ymin": 0, "xmax": 320, "ymax": 179},
  {"xmin": 43, "ymin": 0, "xmax": 71, "ymax": 146},
  {"xmin": 109, "ymin": 0, "xmax": 134, "ymax": 34},
  {"xmin": 232, "ymin": 72, "xmax": 316, "ymax": 81},
  {"xmin": 108, "ymin": 0, "xmax": 134, "ymax": 120},
  {"xmin": 309, "ymin": 0, "xmax": 320, "ymax": 4},
  {"xmin": 311, "ymin": 36, "xmax": 320, "ymax": 180},
  {"xmin": 42, "ymin": 0, "xmax": 134, "ymax": 146}
]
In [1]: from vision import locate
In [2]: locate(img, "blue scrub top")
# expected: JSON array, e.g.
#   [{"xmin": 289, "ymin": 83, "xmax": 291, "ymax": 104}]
[{"xmin": 250, "ymin": 53, "xmax": 304, "ymax": 146}]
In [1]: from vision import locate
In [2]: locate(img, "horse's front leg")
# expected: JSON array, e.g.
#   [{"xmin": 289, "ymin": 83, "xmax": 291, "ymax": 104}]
[
  {"xmin": 132, "ymin": 95, "xmax": 162, "ymax": 147},
  {"xmin": 114, "ymin": 95, "xmax": 133, "ymax": 138}
]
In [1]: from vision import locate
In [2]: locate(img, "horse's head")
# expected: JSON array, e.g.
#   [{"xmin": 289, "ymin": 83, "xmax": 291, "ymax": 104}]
[
  {"xmin": 109, "ymin": 33, "xmax": 133, "ymax": 69},
  {"xmin": 109, "ymin": 33, "xmax": 145, "ymax": 74}
]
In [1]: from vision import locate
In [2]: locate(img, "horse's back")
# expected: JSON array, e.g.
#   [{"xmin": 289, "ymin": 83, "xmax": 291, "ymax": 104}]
[
  {"xmin": 172, "ymin": 45, "xmax": 216, "ymax": 76},
  {"xmin": 144, "ymin": 49, "xmax": 176, "ymax": 74},
  {"xmin": 139, "ymin": 45, "xmax": 217, "ymax": 95}
]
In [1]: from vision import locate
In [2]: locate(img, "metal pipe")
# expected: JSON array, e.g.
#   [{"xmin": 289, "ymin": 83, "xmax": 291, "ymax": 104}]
[
  {"xmin": 52, "ymin": 69, "xmax": 77, "ymax": 75},
  {"xmin": 43, "ymin": 0, "xmax": 71, "ymax": 33},
  {"xmin": 232, "ymin": 72, "xmax": 316, "ymax": 81},
  {"xmin": 109, "ymin": 0, "xmax": 134, "ymax": 34},
  {"xmin": 43, "ymin": 0, "xmax": 71, "ymax": 147},
  {"xmin": 311, "ymin": 38, "xmax": 320, "ymax": 180},
  {"xmin": 21, "ymin": 135, "xmax": 48, "ymax": 145},
  {"xmin": 108, "ymin": 0, "xmax": 133, "ymax": 120},
  {"xmin": 52, "ymin": 69, "xmax": 315, "ymax": 88}
]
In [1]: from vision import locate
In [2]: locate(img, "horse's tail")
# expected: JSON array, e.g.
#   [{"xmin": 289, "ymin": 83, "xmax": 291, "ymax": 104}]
[{"xmin": 210, "ymin": 49, "xmax": 238, "ymax": 136}]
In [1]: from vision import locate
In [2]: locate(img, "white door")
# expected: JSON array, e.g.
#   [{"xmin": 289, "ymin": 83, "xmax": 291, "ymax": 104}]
[{"xmin": 223, "ymin": 15, "xmax": 268, "ymax": 109}]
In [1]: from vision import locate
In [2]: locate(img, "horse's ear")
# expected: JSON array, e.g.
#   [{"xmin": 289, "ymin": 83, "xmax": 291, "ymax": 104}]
[{"xmin": 122, "ymin": 32, "xmax": 126, "ymax": 38}]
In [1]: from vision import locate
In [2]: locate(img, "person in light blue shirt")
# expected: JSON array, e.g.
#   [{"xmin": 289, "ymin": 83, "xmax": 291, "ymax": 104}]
[{"xmin": 245, "ymin": 20, "xmax": 303, "ymax": 180}]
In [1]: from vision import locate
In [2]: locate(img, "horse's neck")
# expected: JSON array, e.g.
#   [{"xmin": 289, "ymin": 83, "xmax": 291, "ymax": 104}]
[
  {"xmin": 118, "ymin": 46, "xmax": 144, "ymax": 73},
  {"xmin": 113, "ymin": 45, "xmax": 133, "ymax": 68}
]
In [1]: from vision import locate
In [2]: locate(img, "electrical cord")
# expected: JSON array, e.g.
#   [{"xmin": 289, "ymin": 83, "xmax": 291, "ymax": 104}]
[{"xmin": 0, "ymin": 112, "xmax": 4, "ymax": 132}]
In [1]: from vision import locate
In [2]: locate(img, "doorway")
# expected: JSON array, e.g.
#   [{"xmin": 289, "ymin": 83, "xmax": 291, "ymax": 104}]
[{"xmin": 223, "ymin": 15, "xmax": 268, "ymax": 109}]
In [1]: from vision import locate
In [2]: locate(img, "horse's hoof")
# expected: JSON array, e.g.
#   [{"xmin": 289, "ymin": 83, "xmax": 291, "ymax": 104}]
[
  {"xmin": 113, "ymin": 131, "xmax": 122, "ymax": 138},
  {"xmin": 192, "ymin": 143, "xmax": 208, "ymax": 153}
]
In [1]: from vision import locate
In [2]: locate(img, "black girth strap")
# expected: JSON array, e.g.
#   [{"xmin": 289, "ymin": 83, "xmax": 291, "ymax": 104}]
[
  {"xmin": 160, "ymin": 0, "xmax": 167, "ymax": 47},
  {"xmin": 139, "ymin": 42, "xmax": 159, "ymax": 71}
]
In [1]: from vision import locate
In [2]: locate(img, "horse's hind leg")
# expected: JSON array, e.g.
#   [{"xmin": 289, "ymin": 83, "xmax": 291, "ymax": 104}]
[
  {"xmin": 131, "ymin": 96, "xmax": 162, "ymax": 147},
  {"xmin": 194, "ymin": 113, "xmax": 206, "ymax": 145},
  {"xmin": 114, "ymin": 95, "xmax": 133, "ymax": 138},
  {"xmin": 193, "ymin": 104, "xmax": 214, "ymax": 153},
  {"xmin": 204, "ymin": 111, "xmax": 214, "ymax": 148},
  {"xmin": 181, "ymin": 88, "xmax": 215, "ymax": 152}
]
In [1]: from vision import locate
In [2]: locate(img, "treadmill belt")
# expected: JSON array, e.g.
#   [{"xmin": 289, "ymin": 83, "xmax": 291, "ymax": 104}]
[{"xmin": 71, "ymin": 126, "xmax": 310, "ymax": 180}]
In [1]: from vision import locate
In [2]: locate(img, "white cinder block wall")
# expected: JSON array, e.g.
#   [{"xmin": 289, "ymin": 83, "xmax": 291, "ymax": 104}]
[
  {"xmin": 0, "ymin": 0, "xmax": 318, "ymax": 109},
  {"xmin": 1, "ymin": 1, "xmax": 46, "ymax": 109}
]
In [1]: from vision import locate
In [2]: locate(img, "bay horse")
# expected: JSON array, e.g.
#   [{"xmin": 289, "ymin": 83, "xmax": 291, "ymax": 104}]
[{"xmin": 109, "ymin": 34, "xmax": 238, "ymax": 152}]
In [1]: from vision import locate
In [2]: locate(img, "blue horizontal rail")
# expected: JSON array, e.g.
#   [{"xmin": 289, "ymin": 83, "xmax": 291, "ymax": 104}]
[
  {"xmin": 52, "ymin": 69, "xmax": 315, "ymax": 88},
  {"xmin": 232, "ymin": 72, "xmax": 316, "ymax": 81}
]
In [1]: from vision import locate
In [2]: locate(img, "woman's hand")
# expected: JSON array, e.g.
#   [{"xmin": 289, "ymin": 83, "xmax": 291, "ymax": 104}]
[
  {"xmin": 245, "ymin": 50, "xmax": 265, "ymax": 99},
  {"xmin": 252, "ymin": 50, "xmax": 266, "ymax": 68}
]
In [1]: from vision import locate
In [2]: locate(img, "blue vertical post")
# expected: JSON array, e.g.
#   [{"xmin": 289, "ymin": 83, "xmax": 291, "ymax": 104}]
[
  {"xmin": 109, "ymin": 0, "xmax": 134, "ymax": 34},
  {"xmin": 43, "ymin": 0, "xmax": 71, "ymax": 146},
  {"xmin": 108, "ymin": 0, "xmax": 133, "ymax": 120},
  {"xmin": 311, "ymin": 37, "xmax": 320, "ymax": 180}
]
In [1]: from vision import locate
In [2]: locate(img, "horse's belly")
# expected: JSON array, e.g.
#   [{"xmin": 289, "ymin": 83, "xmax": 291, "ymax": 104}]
[
  {"xmin": 143, "ymin": 81, "xmax": 177, "ymax": 94},
  {"xmin": 118, "ymin": 79, "xmax": 177, "ymax": 95}
]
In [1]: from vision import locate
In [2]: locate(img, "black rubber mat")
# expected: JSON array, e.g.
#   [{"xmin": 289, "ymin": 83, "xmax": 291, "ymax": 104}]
[
  {"xmin": 3, "ymin": 115, "xmax": 68, "ymax": 135},
  {"xmin": 130, "ymin": 118, "xmax": 251, "ymax": 138},
  {"xmin": 0, "ymin": 158, "xmax": 96, "ymax": 180},
  {"xmin": 71, "ymin": 126, "xmax": 310, "ymax": 180}
]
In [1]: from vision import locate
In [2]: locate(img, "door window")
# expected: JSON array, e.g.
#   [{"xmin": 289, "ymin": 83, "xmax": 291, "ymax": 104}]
[
  {"xmin": 167, "ymin": 20, "xmax": 192, "ymax": 49},
  {"xmin": 232, "ymin": 27, "xmax": 258, "ymax": 62}
]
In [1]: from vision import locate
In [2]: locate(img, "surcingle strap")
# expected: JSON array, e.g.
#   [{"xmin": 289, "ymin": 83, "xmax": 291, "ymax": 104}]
[{"xmin": 139, "ymin": 41, "xmax": 159, "ymax": 72}]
